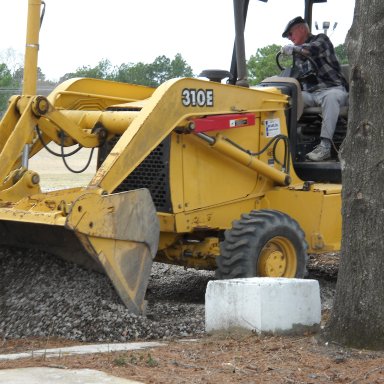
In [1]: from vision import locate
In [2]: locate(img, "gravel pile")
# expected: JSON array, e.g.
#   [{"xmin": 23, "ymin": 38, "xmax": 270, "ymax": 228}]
[
  {"xmin": 0, "ymin": 247, "xmax": 336, "ymax": 342},
  {"xmin": 0, "ymin": 247, "xmax": 211, "ymax": 342}
]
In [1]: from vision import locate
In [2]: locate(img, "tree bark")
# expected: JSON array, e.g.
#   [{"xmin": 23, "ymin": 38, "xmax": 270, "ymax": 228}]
[{"xmin": 326, "ymin": 0, "xmax": 384, "ymax": 349}]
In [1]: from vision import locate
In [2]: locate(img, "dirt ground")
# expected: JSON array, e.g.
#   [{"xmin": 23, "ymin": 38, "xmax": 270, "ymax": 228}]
[
  {"xmin": 1, "ymin": 333, "xmax": 384, "ymax": 383},
  {"xmin": 2, "ymin": 129, "xmax": 382, "ymax": 382},
  {"xmin": 2, "ymin": 254, "xmax": 384, "ymax": 383}
]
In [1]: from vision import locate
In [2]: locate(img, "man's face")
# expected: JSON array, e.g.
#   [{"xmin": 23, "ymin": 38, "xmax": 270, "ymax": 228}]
[{"xmin": 287, "ymin": 24, "xmax": 307, "ymax": 45}]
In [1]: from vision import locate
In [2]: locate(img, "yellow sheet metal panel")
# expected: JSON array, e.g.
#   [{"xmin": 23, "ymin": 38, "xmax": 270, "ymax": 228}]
[
  {"xmin": 261, "ymin": 187, "xmax": 341, "ymax": 252},
  {"xmin": 313, "ymin": 183, "xmax": 342, "ymax": 194},
  {"xmin": 157, "ymin": 213, "xmax": 176, "ymax": 233},
  {"xmin": 178, "ymin": 109, "xmax": 294, "ymax": 212},
  {"xmin": 181, "ymin": 125, "xmax": 260, "ymax": 210},
  {"xmin": 289, "ymin": 183, "xmax": 342, "ymax": 194},
  {"xmin": 316, "ymin": 192, "xmax": 342, "ymax": 251},
  {"xmin": 173, "ymin": 196, "xmax": 260, "ymax": 233}
]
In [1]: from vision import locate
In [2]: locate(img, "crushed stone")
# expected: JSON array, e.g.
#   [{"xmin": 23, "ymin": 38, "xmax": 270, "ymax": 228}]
[{"xmin": 0, "ymin": 247, "xmax": 335, "ymax": 342}]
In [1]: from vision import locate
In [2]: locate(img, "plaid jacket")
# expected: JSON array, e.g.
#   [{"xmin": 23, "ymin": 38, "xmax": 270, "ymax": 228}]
[{"xmin": 294, "ymin": 33, "xmax": 347, "ymax": 92}]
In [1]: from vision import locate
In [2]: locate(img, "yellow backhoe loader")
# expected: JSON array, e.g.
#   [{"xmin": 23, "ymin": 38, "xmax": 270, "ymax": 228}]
[{"xmin": 0, "ymin": 0, "xmax": 344, "ymax": 314}]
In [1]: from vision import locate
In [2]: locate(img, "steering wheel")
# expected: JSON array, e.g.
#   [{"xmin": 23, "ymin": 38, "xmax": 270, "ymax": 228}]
[{"xmin": 276, "ymin": 51, "xmax": 319, "ymax": 82}]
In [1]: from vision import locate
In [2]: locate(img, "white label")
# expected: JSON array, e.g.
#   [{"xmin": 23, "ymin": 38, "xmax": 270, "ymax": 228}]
[
  {"xmin": 229, "ymin": 118, "xmax": 248, "ymax": 128},
  {"xmin": 265, "ymin": 118, "xmax": 281, "ymax": 137}
]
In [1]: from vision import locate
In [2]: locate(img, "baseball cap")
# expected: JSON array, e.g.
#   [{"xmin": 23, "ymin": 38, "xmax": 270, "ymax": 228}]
[{"xmin": 282, "ymin": 16, "xmax": 306, "ymax": 38}]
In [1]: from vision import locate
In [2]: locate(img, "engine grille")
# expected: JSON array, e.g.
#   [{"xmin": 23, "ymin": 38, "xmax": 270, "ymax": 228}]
[{"xmin": 97, "ymin": 136, "xmax": 172, "ymax": 212}]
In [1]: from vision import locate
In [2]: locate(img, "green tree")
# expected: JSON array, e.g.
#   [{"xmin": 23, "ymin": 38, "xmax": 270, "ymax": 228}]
[
  {"xmin": 59, "ymin": 59, "xmax": 114, "ymax": 83},
  {"xmin": 0, "ymin": 63, "xmax": 16, "ymax": 115},
  {"xmin": 114, "ymin": 54, "xmax": 193, "ymax": 87},
  {"xmin": 12, "ymin": 66, "xmax": 24, "ymax": 87},
  {"xmin": 59, "ymin": 54, "xmax": 193, "ymax": 87},
  {"xmin": 334, "ymin": 43, "xmax": 348, "ymax": 64},
  {"xmin": 0, "ymin": 63, "xmax": 13, "ymax": 87},
  {"xmin": 170, "ymin": 53, "xmax": 194, "ymax": 78},
  {"xmin": 248, "ymin": 44, "xmax": 292, "ymax": 85},
  {"xmin": 149, "ymin": 55, "xmax": 172, "ymax": 85},
  {"xmin": 115, "ymin": 62, "xmax": 152, "ymax": 86}
]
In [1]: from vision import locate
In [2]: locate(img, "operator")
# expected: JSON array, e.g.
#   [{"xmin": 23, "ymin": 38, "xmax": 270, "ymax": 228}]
[{"xmin": 281, "ymin": 16, "xmax": 348, "ymax": 162}]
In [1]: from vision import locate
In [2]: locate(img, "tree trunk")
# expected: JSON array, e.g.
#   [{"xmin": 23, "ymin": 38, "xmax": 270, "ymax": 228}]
[{"xmin": 326, "ymin": 0, "xmax": 384, "ymax": 349}]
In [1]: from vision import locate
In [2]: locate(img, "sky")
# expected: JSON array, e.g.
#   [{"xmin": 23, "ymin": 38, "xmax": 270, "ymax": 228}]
[{"xmin": 0, "ymin": 0, "xmax": 355, "ymax": 82}]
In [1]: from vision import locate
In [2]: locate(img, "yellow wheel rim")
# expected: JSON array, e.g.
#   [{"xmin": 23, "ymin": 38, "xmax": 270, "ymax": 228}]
[{"xmin": 257, "ymin": 236, "xmax": 297, "ymax": 277}]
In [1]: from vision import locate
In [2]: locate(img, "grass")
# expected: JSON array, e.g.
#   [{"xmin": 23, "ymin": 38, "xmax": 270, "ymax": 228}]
[{"xmin": 112, "ymin": 352, "xmax": 159, "ymax": 368}]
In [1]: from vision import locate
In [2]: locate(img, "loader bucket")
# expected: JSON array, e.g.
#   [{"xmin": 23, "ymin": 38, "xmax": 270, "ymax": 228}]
[{"xmin": 0, "ymin": 188, "xmax": 159, "ymax": 315}]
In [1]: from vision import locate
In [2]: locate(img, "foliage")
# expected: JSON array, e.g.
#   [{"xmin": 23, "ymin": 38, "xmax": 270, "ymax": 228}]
[
  {"xmin": 113, "ymin": 352, "xmax": 158, "ymax": 368},
  {"xmin": 115, "ymin": 62, "xmax": 151, "ymax": 85},
  {"xmin": 59, "ymin": 59, "xmax": 114, "ymax": 83},
  {"xmin": 115, "ymin": 53, "xmax": 193, "ymax": 87},
  {"xmin": 334, "ymin": 43, "xmax": 348, "ymax": 64},
  {"xmin": 170, "ymin": 53, "xmax": 194, "ymax": 78},
  {"xmin": 247, "ymin": 43, "xmax": 348, "ymax": 85},
  {"xmin": 247, "ymin": 44, "xmax": 292, "ymax": 85},
  {"xmin": 61, "ymin": 53, "xmax": 193, "ymax": 87},
  {"xmin": 0, "ymin": 62, "xmax": 18, "ymax": 115},
  {"xmin": 0, "ymin": 63, "xmax": 13, "ymax": 87},
  {"xmin": 113, "ymin": 355, "xmax": 128, "ymax": 367}
]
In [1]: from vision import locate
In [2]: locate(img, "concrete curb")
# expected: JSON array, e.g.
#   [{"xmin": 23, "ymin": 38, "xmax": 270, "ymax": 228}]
[{"xmin": 0, "ymin": 341, "xmax": 166, "ymax": 361}]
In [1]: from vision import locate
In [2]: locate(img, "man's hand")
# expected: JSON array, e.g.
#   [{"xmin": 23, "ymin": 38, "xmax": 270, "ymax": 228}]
[
  {"xmin": 281, "ymin": 45, "xmax": 302, "ymax": 55},
  {"xmin": 281, "ymin": 45, "xmax": 294, "ymax": 55}
]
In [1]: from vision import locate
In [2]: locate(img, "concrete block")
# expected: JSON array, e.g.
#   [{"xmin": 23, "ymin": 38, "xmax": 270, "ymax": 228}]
[{"xmin": 205, "ymin": 277, "xmax": 321, "ymax": 335}]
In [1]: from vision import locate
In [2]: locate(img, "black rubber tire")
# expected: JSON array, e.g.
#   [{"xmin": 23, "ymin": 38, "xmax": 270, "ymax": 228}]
[{"xmin": 216, "ymin": 210, "xmax": 308, "ymax": 279}]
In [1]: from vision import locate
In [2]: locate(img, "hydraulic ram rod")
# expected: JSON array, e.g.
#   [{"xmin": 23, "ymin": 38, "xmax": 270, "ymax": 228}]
[{"xmin": 196, "ymin": 132, "xmax": 291, "ymax": 186}]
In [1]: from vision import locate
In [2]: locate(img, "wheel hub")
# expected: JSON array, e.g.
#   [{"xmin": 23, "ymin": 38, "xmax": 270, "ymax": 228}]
[
  {"xmin": 258, "ymin": 237, "xmax": 297, "ymax": 278},
  {"xmin": 259, "ymin": 246, "xmax": 287, "ymax": 277}
]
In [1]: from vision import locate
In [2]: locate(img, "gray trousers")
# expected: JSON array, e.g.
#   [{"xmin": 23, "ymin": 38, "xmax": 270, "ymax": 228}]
[{"xmin": 302, "ymin": 85, "xmax": 349, "ymax": 140}]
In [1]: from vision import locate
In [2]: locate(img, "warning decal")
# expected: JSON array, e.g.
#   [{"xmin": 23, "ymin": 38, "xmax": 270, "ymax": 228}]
[{"xmin": 265, "ymin": 118, "xmax": 281, "ymax": 137}]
